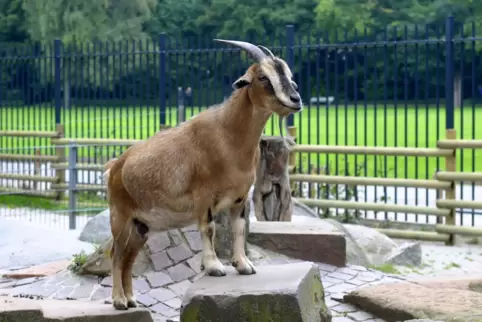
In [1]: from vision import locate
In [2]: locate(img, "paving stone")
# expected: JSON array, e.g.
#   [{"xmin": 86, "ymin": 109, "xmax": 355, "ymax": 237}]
[
  {"xmin": 14, "ymin": 277, "xmax": 38, "ymax": 287},
  {"xmin": 346, "ymin": 279, "xmax": 369, "ymax": 286},
  {"xmin": 165, "ymin": 297, "xmax": 182, "ymax": 310},
  {"xmin": 331, "ymin": 293, "xmax": 345, "ymax": 301},
  {"xmin": 167, "ymin": 244, "xmax": 193, "ymax": 264},
  {"xmin": 323, "ymin": 276, "xmax": 344, "ymax": 284},
  {"xmin": 133, "ymin": 277, "xmax": 152, "ymax": 293},
  {"xmin": 148, "ymin": 288, "xmax": 177, "ymax": 302},
  {"xmin": 145, "ymin": 271, "xmax": 173, "ymax": 288},
  {"xmin": 2, "ymin": 260, "xmax": 70, "ymax": 279},
  {"xmin": 70, "ymin": 283, "xmax": 96, "ymax": 299},
  {"xmin": 337, "ymin": 267, "xmax": 360, "ymax": 276},
  {"xmin": 329, "ymin": 271, "xmax": 355, "ymax": 281},
  {"xmin": 137, "ymin": 293, "xmax": 159, "ymax": 307},
  {"xmin": 100, "ymin": 276, "xmax": 113, "ymax": 287},
  {"xmin": 331, "ymin": 303, "xmax": 358, "ymax": 313},
  {"xmin": 356, "ymin": 275, "xmax": 379, "ymax": 283},
  {"xmin": 318, "ymin": 263, "xmax": 337, "ymax": 272},
  {"xmin": 151, "ymin": 251, "xmax": 173, "ymax": 271},
  {"xmin": 168, "ymin": 280, "xmax": 192, "ymax": 298},
  {"xmin": 0, "ymin": 280, "xmax": 16, "ymax": 289},
  {"xmin": 325, "ymin": 297, "xmax": 340, "ymax": 308},
  {"xmin": 90, "ymin": 286, "xmax": 111, "ymax": 301},
  {"xmin": 348, "ymin": 311, "xmax": 375, "ymax": 321},
  {"xmin": 147, "ymin": 232, "xmax": 172, "ymax": 254},
  {"xmin": 333, "ymin": 317, "xmax": 355, "ymax": 322},
  {"xmin": 166, "ymin": 263, "xmax": 196, "ymax": 282},
  {"xmin": 168, "ymin": 230, "xmax": 184, "ymax": 246},
  {"xmin": 151, "ymin": 302, "xmax": 179, "ymax": 317},
  {"xmin": 186, "ymin": 253, "xmax": 203, "ymax": 274},
  {"xmin": 184, "ymin": 231, "xmax": 202, "ymax": 252},
  {"xmin": 326, "ymin": 283, "xmax": 357, "ymax": 294}
]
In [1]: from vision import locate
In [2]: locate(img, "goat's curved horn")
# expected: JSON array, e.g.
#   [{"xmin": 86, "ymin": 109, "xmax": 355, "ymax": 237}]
[
  {"xmin": 258, "ymin": 45, "xmax": 275, "ymax": 59},
  {"xmin": 213, "ymin": 39, "xmax": 267, "ymax": 62}
]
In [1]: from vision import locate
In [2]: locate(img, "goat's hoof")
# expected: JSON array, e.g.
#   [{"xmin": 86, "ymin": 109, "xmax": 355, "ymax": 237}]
[
  {"xmin": 112, "ymin": 296, "xmax": 128, "ymax": 310},
  {"xmin": 203, "ymin": 258, "xmax": 226, "ymax": 277},
  {"xmin": 206, "ymin": 267, "xmax": 227, "ymax": 277},
  {"xmin": 232, "ymin": 256, "xmax": 256, "ymax": 275},
  {"xmin": 126, "ymin": 296, "xmax": 138, "ymax": 308}
]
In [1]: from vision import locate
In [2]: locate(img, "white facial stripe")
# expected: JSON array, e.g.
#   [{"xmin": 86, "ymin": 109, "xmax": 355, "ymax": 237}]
[{"xmin": 259, "ymin": 60, "xmax": 292, "ymax": 106}]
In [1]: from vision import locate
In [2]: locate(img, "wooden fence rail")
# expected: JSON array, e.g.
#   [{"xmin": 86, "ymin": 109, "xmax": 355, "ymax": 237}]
[{"xmin": 1, "ymin": 129, "xmax": 482, "ymax": 244}]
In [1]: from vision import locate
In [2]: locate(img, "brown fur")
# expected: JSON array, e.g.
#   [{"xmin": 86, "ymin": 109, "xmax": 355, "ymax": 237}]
[{"xmin": 105, "ymin": 62, "xmax": 301, "ymax": 310}]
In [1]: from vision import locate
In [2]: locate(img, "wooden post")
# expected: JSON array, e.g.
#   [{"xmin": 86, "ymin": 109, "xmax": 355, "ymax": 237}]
[
  {"xmin": 288, "ymin": 126, "xmax": 297, "ymax": 194},
  {"xmin": 444, "ymin": 129, "xmax": 457, "ymax": 245},
  {"xmin": 34, "ymin": 149, "xmax": 41, "ymax": 191},
  {"xmin": 252, "ymin": 135, "xmax": 294, "ymax": 222},
  {"xmin": 54, "ymin": 124, "xmax": 65, "ymax": 201},
  {"xmin": 433, "ymin": 170, "xmax": 443, "ymax": 225}
]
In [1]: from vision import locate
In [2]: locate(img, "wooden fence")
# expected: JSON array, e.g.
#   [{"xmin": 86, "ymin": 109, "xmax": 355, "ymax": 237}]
[{"xmin": 2, "ymin": 128, "xmax": 482, "ymax": 244}]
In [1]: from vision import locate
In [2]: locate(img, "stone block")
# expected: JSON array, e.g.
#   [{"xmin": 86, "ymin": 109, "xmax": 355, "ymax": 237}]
[
  {"xmin": 0, "ymin": 295, "xmax": 153, "ymax": 322},
  {"xmin": 248, "ymin": 221, "xmax": 346, "ymax": 267},
  {"xmin": 180, "ymin": 261, "xmax": 331, "ymax": 322},
  {"xmin": 344, "ymin": 282, "xmax": 482, "ymax": 322}
]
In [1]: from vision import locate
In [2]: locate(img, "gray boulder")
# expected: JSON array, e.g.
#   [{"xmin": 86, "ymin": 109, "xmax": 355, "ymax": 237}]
[
  {"xmin": 181, "ymin": 261, "xmax": 332, "ymax": 322},
  {"xmin": 384, "ymin": 241, "xmax": 422, "ymax": 266},
  {"xmin": 78, "ymin": 209, "xmax": 111, "ymax": 245}
]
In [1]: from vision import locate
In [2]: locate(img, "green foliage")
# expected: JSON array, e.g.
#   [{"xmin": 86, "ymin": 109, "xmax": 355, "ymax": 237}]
[{"xmin": 68, "ymin": 250, "xmax": 88, "ymax": 273}]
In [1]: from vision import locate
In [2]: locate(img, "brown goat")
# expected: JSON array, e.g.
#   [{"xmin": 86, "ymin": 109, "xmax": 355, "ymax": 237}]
[{"xmin": 104, "ymin": 40, "xmax": 303, "ymax": 310}]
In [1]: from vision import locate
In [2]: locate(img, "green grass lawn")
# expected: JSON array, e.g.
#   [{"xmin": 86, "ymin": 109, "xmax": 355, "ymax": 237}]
[{"xmin": 1, "ymin": 103, "xmax": 481, "ymax": 179}]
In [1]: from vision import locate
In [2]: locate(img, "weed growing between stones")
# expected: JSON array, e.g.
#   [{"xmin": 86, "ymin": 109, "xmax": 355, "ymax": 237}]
[
  {"xmin": 367, "ymin": 263, "xmax": 401, "ymax": 275},
  {"xmin": 68, "ymin": 250, "xmax": 89, "ymax": 273}
]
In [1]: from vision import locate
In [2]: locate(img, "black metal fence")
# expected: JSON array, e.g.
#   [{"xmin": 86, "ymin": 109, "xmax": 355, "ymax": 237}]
[{"xmin": 1, "ymin": 16, "xmax": 482, "ymax": 228}]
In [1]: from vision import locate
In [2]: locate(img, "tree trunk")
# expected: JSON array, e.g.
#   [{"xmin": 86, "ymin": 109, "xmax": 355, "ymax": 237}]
[
  {"xmin": 252, "ymin": 136, "xmax": 294, "ymax": 222},
  {"xmin": 214, "ymin": 202, "xmax": 250, "ymax": 259}
]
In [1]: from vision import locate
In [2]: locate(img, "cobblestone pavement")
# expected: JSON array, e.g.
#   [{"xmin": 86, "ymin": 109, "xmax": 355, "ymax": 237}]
[{"xmin": 0, "ymin": 256, "xmax": 408, "ymax": 322}]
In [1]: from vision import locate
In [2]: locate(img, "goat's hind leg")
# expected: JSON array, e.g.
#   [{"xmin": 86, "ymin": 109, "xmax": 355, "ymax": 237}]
[
  {"xmin": 230, "ymin": 199, "xmax": 256, "ymax": 275},
  {"xmin": 110, "ymin": 207, "xmax": 130, "ymax": 310},
  {"xmin": 198, "ymin": 208, "xmax": 226, "ymax": 276},
  {"xmin": 121, "ymin": 218, "xmax": 149, "ymax": 308}
]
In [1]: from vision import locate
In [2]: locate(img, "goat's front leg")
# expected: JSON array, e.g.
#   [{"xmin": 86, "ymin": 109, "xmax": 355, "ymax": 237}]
[
  {"xmin": 230, "ymin": 200, "xmax": 256, "ymax": 275},
  {"xmin": 198, "ymin": 208, "xmax": 226, "ymax": 276}
]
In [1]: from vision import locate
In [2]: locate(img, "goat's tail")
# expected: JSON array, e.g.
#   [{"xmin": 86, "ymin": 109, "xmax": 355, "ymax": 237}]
[{"xmin": 103, "ymin": 158, "xmax": 118, "ymax": 183}]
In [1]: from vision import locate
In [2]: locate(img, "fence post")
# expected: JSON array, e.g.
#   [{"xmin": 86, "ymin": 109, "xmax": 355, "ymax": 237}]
[
  {"xmin": 54, "ymin": 39, "xmax": 66, "ymax": 201},
  {"xmin": 159, "ymin": 33, "xmax": 167, "ymax": 128},
  {"xmin": 444, "ymin": 16, "xmax": 456, "ymax": 246},
  {"xmin": 285, "ymin": 25, "xmax": 298, "ymax": 194},
  {"xmin": 68, "ymin": 144, "xmax": 78, "ymax": 230}
]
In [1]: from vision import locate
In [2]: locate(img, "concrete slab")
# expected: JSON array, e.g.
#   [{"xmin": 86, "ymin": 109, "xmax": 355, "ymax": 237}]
[{"xmin": 0, "ymin": 296, "xmax": 154, "ymax": 322}]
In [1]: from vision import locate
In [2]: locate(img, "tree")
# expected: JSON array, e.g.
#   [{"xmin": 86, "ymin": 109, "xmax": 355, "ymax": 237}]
[{"xmin": 21, "ymin": 0, "xmax": 157, "ymax": 110}]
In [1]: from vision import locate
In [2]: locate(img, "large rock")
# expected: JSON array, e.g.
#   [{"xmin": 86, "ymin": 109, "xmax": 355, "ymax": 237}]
[
  {"xmin": 78, "ymin": 209, "xmax": 111, "ymax": 245},
  {"xmin": 384, "ymin": 241, "xmax": 422, "ymax": 266},
  {"xmin": 180, "ymin": 262, "xmax": 332, "ymax": 322},
  {"xmin": 0, "ymin": 295, "xmax": 153, "ymax": 322},
  {"xmin": 344, "ymin": 281, "xmax": 482, "ymax": 322},
  {"xmin": 248, "ymin": 221, "xmax": 346, "ymax": 267}
]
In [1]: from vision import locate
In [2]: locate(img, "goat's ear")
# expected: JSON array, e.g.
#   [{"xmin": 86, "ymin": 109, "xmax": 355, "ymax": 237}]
[{"xmin": 232, "ymin": 73, "xmax": 252, "ymax": 89}]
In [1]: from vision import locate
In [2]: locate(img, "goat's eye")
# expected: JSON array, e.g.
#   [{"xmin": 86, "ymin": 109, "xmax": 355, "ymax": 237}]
[
  {"xmin": 258, "ymin": 76, "xmax": 268, "ymax": 81},
  {"xmin": 292, "ymin": 81, "xmax": 298, "ymax": 90}
]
